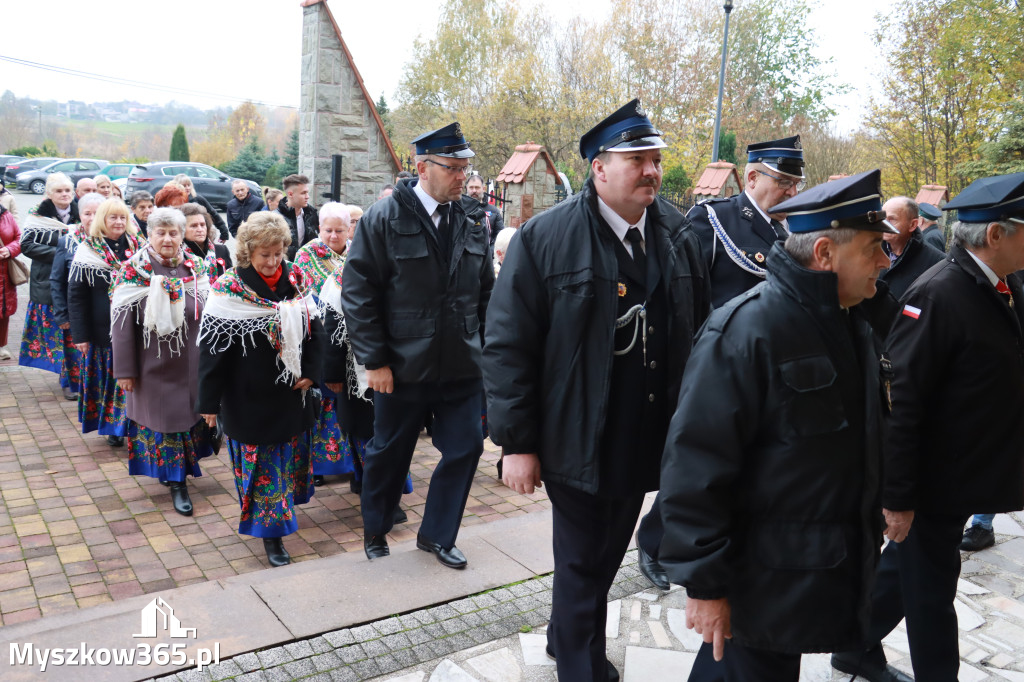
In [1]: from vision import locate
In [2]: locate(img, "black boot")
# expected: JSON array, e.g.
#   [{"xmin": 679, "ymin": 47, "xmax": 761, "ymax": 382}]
[
  {"xmin": 106, "ymin": 435, "xmax": 124, "ymax": 447},
  {"xmin": 264, "ymin": 538, "xmax": 291, "ymax": 567},
  {"xmin": 313, "ymin": 475, "xmax": 325, "ymax": 487},
  {"xmin": 393, "ymin": 506, "xmax": 408, "ymax": 524},
  {"xmin": 168, "ymin": 481, "xmax": 193, "ymax": 516},
  {"xmin": 350, "ymin": 476, "xmax": 362, "ymax": 494}
]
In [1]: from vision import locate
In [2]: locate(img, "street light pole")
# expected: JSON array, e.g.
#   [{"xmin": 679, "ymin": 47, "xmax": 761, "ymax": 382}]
[{"xmin": 711, "ymin": 0, "xmax": 734, "ymax": 163}]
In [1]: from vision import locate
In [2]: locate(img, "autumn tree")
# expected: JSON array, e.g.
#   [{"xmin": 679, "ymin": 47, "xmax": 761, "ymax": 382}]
[
  {"xmin": 169, "ymin": 124, "xmax": 190, "ymax": 161},
  {"xmin": 228, "ymin": 101, "xmax": 266, "ymax": 150}
]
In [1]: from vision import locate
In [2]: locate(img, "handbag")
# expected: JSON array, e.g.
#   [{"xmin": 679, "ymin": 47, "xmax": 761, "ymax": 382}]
[{"xmin": 7, "ymin": 258, "xmax": 29, "ymax": 287}]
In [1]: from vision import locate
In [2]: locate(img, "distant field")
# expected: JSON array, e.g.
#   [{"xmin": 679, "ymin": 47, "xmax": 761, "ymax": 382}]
[{"xmin": 61, "ymin": 119, "xmax": 187, "ymax": 136}]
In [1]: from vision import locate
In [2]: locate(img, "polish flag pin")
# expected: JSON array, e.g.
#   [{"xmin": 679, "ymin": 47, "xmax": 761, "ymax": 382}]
[{"xmin": 902, "ymin": 304, "xmax": 921, "ymax": 319}]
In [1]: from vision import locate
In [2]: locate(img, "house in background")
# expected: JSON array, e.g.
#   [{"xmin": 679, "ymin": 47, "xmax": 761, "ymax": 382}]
[
  {"xmin": 692, "ymin": 161, "xmax": 743, "ymax": 202},
  {"xmin": 495, "ymin": 143, "xmax": 565, "ymax": 227}
]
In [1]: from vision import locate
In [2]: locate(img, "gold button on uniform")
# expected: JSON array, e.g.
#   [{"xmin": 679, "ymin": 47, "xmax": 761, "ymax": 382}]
[
  {"xmin": 649, "ymin": 361, "xmax": 657, "ymax": 369},
  {"xmin": 648, "ymin": 394, "xmax": 655, "ymax": 402}
]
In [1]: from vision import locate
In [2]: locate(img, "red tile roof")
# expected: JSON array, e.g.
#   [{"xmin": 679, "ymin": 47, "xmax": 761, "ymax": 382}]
[
  {"xmin": 828, "ymin": 174, "xmax": 849, "ymax": 181},
  {"xmin": 915, "ymin": 184, "xmax": 950, "ymax": 206},
  {"xmin": 496, "ymin": 143, "xmax": 562, "ymax": 184},
  {"xmin": 693, "ymin": 161, "xmax": 742, "ymax": 196}
]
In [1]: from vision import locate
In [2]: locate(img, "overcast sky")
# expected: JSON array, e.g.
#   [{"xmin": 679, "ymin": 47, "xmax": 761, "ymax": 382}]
[{"xmin": 2, "ymin": 0, "xmax": 889, "ymax": 132}]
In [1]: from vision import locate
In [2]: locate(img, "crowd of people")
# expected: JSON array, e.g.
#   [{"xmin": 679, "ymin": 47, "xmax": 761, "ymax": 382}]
[{"xmin": 2, "ymin": 100, "xmax": 1024, "ymax": 682}]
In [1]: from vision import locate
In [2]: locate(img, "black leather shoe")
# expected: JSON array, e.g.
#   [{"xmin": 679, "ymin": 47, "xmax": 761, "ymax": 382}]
[
  {"xmin": 416, "ymin": 534, "xmax": 467, "ymax": 569},
  {"xmin": 350, "ymin": 477, "xmax": 362, "ymax": 494},
  {"xmin": 364, "ymin": 534, "xmax": 389, "ymax": 560},
  {"xmin": 545, "ymin": 644, "xmax": 619, "ymax": 681},
  {"xmin": 263, "ymin": 538, "xmax": 291, "ymax": 566},
  {"xmin": 636, "ymin": 533, "xmax": 670, "ymax": 591},
  {"xmin": 106, "ymin": 435, "xmax": 124, "ymax": 447},
  {"xmin": 960, "ymin": 525, "xmax": 995, "ymax": 551},
  {"xmin": 168, "ymin": 481, "xmax": 193, "ymax": 516},
  {"xmin": 831, "ymin": 651, "xmax": 914, "ymax": 682},
  {"xmin": 313, "ymin": 475, "xmax": 325, "ymax": 487},
  {"xmin": 62, "ymin": 386, "xmax": 78, "ymax": 401},
  {"xmin": 393, "ymin": 507, "xmax": 408, "ymax": 524}
]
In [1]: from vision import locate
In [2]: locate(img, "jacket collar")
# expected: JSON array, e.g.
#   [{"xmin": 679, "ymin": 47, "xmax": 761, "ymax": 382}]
[
  {"xmin": 740, "ymin": 192, "xmax": 782, "ymax": 246},
  {"xmin": 766, "ymin": 243, "xmax": 844, "ymax": 311}
]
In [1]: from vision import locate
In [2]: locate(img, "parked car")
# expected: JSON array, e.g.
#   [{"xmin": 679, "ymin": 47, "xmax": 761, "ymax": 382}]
[
  {"xmin": 16, "ymin": 158, "xmax": 109, "ymax": 194},
  {"xmin": 2, "ymin": 157, "xmax": 60, "ymax": 186},
  {"xmin": 0, "ymin": 156, "xmax": 26, "ymax": 185},
  {"xmin": 126, "ymin": 162, "xmax": 261, "ymax": 209},
  {"xmin": 98, "ymin": 163, "xmax": 134, "ymax": 181}
]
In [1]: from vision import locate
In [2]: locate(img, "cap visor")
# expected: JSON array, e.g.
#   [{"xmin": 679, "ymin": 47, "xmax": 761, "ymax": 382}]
[
  {"xmin": 434, "ymin": 149, "xmax": 476, "ymax": 159},
  {"xmin": 607, "ymin": 136, "xmax": 668, "ymax": 152},
  {"xmin": 762, "ymin": 162, "xmax": 805, "ymax": 179}
]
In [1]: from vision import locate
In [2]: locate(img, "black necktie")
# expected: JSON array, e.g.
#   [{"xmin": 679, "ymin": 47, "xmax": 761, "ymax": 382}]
[
  {"xmin": 625, "ymin": 227, "xmax": 647, "ymax": 283},
  {"xmin": 770, "ymin": 219, "xmax": 788, "ymax": 240},
  {"xmin": 437, "ymin": 203, "xmax": 451, "ymax": 261}
]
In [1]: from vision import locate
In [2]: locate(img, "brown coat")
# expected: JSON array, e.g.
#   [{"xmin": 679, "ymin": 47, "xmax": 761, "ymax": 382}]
[{"xmin": 111, "ymin": 258, "xmax": 204, "ymax": 433}]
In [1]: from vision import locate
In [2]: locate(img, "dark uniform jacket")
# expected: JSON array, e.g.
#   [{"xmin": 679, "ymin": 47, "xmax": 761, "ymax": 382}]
[
  {"xmin": 226, "ymin": 192, "xmax": 265, "ymax": 237},
  {"xmin": 687, "ymin": 191, "xmax": 782, "ymax": 308},
  {"xmin": 278, "ymin": 199, "xmax": 319, "ymax": 261},
  {"xmin": 921, "ymin": 223, "xmax": 945, "ymax": 252},
  {"xmin": 659, "ymin": 244, "xmax": 884, "ymax": 654},
  {"xmin": 21, "ymin": 199, "xmax": 79, "ymax": 305},
  {"xmin": 196, "ymin": 263, "xmax": 325, "ymax": 444},
  {"xmin": 883, "ymin": 245, "xmax": 1024, "ymax": 516},
  {"xmin": 460, "ymin": 194, "xmax": 505, "ymax": 247},
  {"xmin": 483, "ymin": 178, "xmax": 710, "ymax": 495},
  {"xmin": 341, "ymin": 178, "xmax": 494, "ymax": 389},
  {"xmin": 859, "ymin": 230, "xmax": 946, "ymax": 335}
]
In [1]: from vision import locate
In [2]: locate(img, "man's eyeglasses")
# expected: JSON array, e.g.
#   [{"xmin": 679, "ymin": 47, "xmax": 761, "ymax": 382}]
[
  {"xmin": 424, "ymin": 159, "xmax": 473, "ymax": 176},
  {"xmin": 756, "ymin": 169, "xmax": 805, "ymax": 191}
]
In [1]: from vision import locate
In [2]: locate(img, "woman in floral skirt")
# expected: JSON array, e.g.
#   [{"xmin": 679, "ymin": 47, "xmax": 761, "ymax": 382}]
[
  {"xmin": 197, "ymin": 212, "xmax": 324, "ymax": 567},
  {"xmin": 68, "ymin": 198, "xmax": 140, "ymax": 446},
  {"xmin": 111, "ymin": 208, "xmax": 212, "ymax": 516}
]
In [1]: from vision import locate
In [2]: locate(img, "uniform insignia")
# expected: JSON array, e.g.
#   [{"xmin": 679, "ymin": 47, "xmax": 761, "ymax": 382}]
[
  {"xmin": 793, "ymin": 136, "xmax": 802, "ymax": 150},
  {"xmin": 902, "ymin": 304, "xmax": 921, "ymax": 319},
  {"xmin": 754, "ymin": 252, "xmax": 765, "ymax": 263},
  {"xmin": 618, "ymin": 282, "xmax": 627, "ymax": 297},
  {"xmin": 741, "ymin": 207, "xmax": 754, "ymax": 219},
  {"xmin": 453, "ymin": 122, "xmax": 463, "ymax": 137},
  {"xmin": 635, "ymin": 101, "xmax": 646, "ymax": 117}
]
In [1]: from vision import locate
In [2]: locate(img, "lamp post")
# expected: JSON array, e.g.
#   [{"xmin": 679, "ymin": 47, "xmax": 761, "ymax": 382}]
[{"xmin": 711, "ymin": 0, "xmax": 734, "ymax": 162}]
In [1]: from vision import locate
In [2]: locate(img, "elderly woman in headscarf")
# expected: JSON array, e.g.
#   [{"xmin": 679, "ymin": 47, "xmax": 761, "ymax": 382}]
[
  {"xmin": 18, "ymin": 172, "xmax": 82, "ymax": 399},
  {"xmin": 69, "ymin": 198, "xmax": 141, "ymax": 446},
  {"xmin": 181, "ymin": 203, "xmax": 232, "ymax": 282},
  {"xmin": 197, "ymin": 212, "xmax": 324, "ymax": 567},
  {"xmin": 172, "ymin": 173, "xmax": 228, "ymax": 241},
  {"xmin": 49, "ymin": 192, "xmax": 105, "ymax": 406},
  {"xmin": 111, "ymin": 207, "xmax": 212, "ymax": 516}
]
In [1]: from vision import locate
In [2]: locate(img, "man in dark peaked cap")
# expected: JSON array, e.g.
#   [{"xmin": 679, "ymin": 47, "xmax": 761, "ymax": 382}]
[
  {"xmin": 341, "ymin": 122, "xmax": 494, "ymax": 569},
  {"xmin": 918, "ymin": 201, "xmax": 946, "ymax": 252},
  {"xmin": 632, "ymin": 134, "xmax": 807, "ymax": 594},
  {"xmin": 833, "ymin": 171, "xmax": 1024, "ymax": 682},
  {"xmin": 484, "ymin": 99, "xmax": 710, "ymax": 681},
  {"xmin": 660, "ymin": 170, "xmax": 898, "ymax": 680}
]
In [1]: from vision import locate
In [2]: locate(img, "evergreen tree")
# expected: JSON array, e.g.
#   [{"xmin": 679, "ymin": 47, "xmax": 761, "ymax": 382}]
[
  {"xmin": 221, "ymin": 138, "xmax": 275, "ymax": 183},
  {"xmin": 281, "ymin": 128, "xmax": 299, "ymax": 177},
  {"xmin": 718, "ymin": 132, "xmax": 737, "ymax": 165},
  {"xmin": 376, "ymin": 95, "xmax": 394, "ymax": 139},
  {"xmin": 169, "ymin": 124, "xmax": 190, "ymax": 161}
]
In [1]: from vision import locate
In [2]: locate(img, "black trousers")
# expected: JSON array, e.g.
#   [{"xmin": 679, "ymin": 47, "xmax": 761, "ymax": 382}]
[
  {"xmin": 690, "ymin": 642, "xmax": 800, "ymax": 682},
  {"xmin": 546, "ymin": 481, "xmax": 645, "ymax": 682},
  {"xmin": 636, "ymin": 492, "xmax": 663, "ymax": 561},
  {"xmin": 361, "ymin": 387, "xmax": 483, "ymax": 548},
  {"xmin": 858, "ymin": 512, "xmax": 969, "ymax": 682}
]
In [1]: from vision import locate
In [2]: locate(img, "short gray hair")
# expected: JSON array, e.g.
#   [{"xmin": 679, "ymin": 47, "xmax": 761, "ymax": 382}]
[
  {"xmin": 318, "ymin": 201, "xmax": 351, "ymax": 224},
  {"xmin": 130, "ymin": 190, "xmax": 153, "ymax": 208},
  {"xmin": 784, "ymin": 228, "xmax": 859, "ymax": 266},
  {"xmin": 147, "ymin": 207, "xmax": 187, "ymax": 232},
  {"xmin": 77, "ymin": 192, "xmax": 105, "ymax": 212},
  {"xmin": 953, "ymin": 220, "xmax": 1017, "ymax": 249}
]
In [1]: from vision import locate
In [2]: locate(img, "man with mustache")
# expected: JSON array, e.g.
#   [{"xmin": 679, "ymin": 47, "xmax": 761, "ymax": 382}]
[{"xmin": 484, "ymin": 99, "xmax": 710, "ymax": 681}]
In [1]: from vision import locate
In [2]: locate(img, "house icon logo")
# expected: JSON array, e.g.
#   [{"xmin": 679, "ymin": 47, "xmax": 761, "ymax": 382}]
[{"xmin": 133, "ymin": 597, "xmax": 197, "ymax": 639}]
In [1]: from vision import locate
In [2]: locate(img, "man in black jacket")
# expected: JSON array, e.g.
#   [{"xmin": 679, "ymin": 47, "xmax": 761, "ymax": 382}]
[
  {"xmin": 461, "ymin": 174, "xmax": 504, "ymax": 247},
  {"xmin": 880, "ymin": 196, "xmax": 945, "ymax": 301},
  {"xmin": 342, "ymin": 123, "xmax": 493, "ymax": 569},
  {"xmin": 484, "ymin": 100, "xmax": 710, "ymax": 682},
  {"xmin": 833, "ymin": 172, "xmax": 1024, "ymax": 682},
  {"xmin": 660, "ymin": 171, "xmax": 897, "ymax": 680},
  {"xmin": 226, "ymin": 180, "xmax": 265, "ymax": 237},
  {"xmin": 278, "ymin": 174, "xmax": 318, "ymax": 260},
  {"xmin": 918, "ymin": 202, "xmax": 945, "ymax": 252}
]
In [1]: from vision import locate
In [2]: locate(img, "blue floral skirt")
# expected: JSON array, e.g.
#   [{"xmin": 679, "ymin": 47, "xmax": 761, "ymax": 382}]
[
  {"xmin": 19, "ymin": 303, "xmax": 75, "ymax": 382},
  {"xmin": 228, "ymin": 433, "xmax": 314, "ymax": 538},
  {"xmin": 78, "ymin": 344, "xmax": 127, "ymax": 436},
  {"xmin": 128, "ymin": 420, "xmax": 213, "ymax": 483},
  {"xmin": 60, "ymin": 342, "xmax": 81, "ymax": 394},
  {"xmin": 311, "ymin": 394, "xmax": 357, "ymax": 476}
]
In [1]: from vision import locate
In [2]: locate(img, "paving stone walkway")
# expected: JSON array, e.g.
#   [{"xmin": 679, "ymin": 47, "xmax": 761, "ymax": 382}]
[
  {"xmin": 0, "ymin": 282, "xmax": 549, "ymax": 627},
  {"xmin": 155, "ymin": 512, "xmax": 1024, "ymax": 682}
]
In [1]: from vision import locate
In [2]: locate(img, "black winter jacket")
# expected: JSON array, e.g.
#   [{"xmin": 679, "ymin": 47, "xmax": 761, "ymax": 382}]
[
  {"xmin": 483, "ymin": 178, "xmax": 710, "ymax": 494},
  {"xmin": 190, "ymin": 194, "xmax": 228, "ymax": 241},
  {"xmin": 341, "ymin": 178, "xmax": 494, "ymax": 387},
  {"xmin": 278, "ymin": 199, "xmax": 319, "ymax": 261},
  {"xmin": 460, "ymin": 195, "xmax": 504, "ymax": 247},
  {"xmin": 195, "ymin": 263, "xmax": 325, "ymax": 444},
  {"xmin": 21, "ymin": 199, "xmax": 79, "ymax": 305},
  {"xmin": 880, "ymin": 230, "xmax": 945, "ymax": 301},
  {"xmin": 883, "ymin": 245, "xmax": 1024, "ymax": 516},
  {"xmin": 659, "ymin": 244, "xmax": 884, "ymax": 654},
  {"xmin": 68, "ymin": 235, "xmax": 130, "ymax": 347},
  {"xmin": 226, "ymin": 191, "xmax": 264, "ymax": 236},
  {"xmin": 49, "ymin": 234, "xmax": 75, "ymax": 326}
]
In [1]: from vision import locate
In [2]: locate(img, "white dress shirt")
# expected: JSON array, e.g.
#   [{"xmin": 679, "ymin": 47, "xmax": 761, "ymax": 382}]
[
  {"xmin": 597, "ymin": 197, "xmax": 646, "ymax": 257},
  {"xmin": 965, "ymin": 248, "xmax": 1001, "ymax": 288},
  {"xmin": 414, "ymin": 181, "xmax": 449, "ymax": 229},
  {"xmin": 745, "ymin": 190, "xmax": 790, "ymax": 233}
]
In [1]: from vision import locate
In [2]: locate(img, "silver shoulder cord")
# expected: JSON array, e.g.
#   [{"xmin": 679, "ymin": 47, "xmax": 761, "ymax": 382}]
[{"xmin": 614, "ymin": 303, "xmax": 647, "ymax": 362}]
